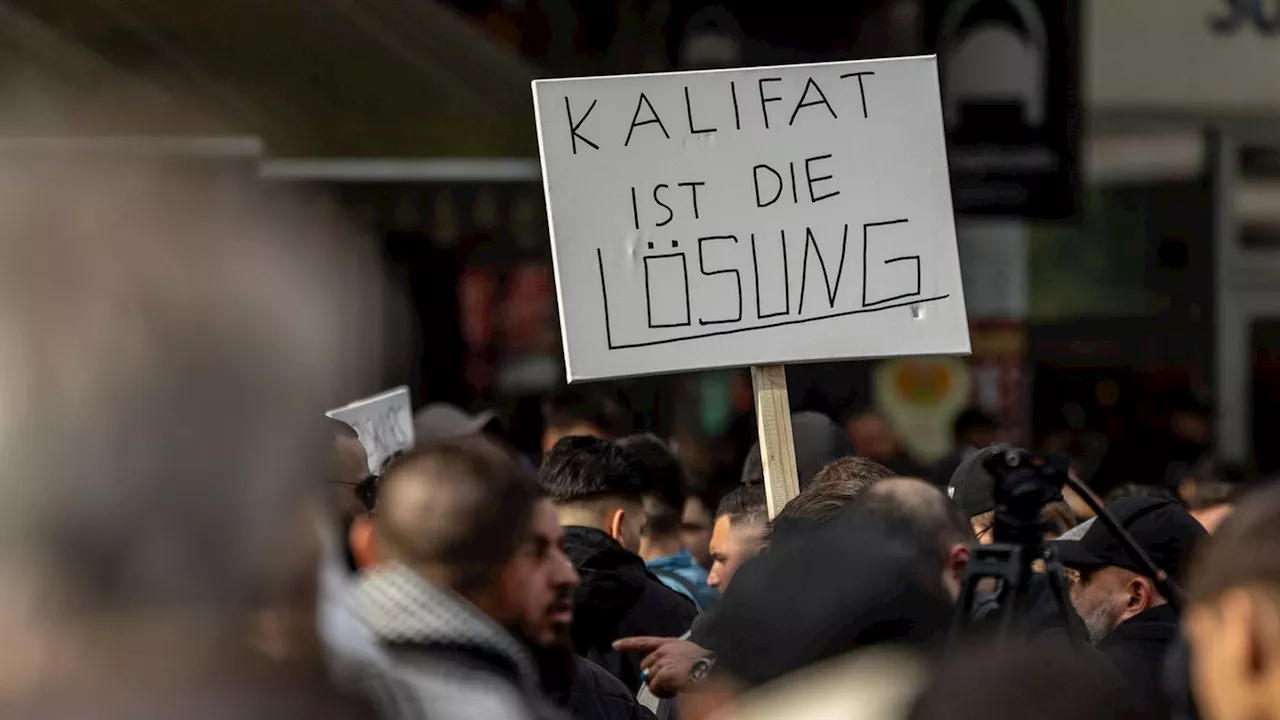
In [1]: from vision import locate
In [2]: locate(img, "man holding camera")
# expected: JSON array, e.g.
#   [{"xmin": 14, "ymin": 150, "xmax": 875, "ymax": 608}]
[{"xmin": 1055, "ymin": 495, "xmax": 1207, "ymax": 715}]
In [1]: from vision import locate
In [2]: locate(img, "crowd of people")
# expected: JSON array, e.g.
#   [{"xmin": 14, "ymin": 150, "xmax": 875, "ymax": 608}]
[
  {"xmin": 312, "ymin": 384, "xmax": 1268, "ymax": 720},
  {"xmin": 1, "ymin": 146, "xmax": 1276, "ymax": 720}
]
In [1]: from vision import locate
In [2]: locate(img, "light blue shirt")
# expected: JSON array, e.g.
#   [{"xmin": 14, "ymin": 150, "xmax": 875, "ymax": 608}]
[{"xmin": 646, "ymin": 549, "xmax": 718, "ymax": 612}]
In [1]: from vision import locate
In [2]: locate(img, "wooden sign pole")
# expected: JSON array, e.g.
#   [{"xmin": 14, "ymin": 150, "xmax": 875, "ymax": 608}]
[{"xmin": 751, "ymin": 365, "xmax": 800, "ymax": 519}]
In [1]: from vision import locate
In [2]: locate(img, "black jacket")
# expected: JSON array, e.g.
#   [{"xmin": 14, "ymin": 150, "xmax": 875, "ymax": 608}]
[
  {"xmin": 563, "ymin": 526, "xmax": 698, "ymax": 693},
  {"xmin": 533, "ymin": 643, "xmax": 656, "ymax": 720},
  {"xmin": 561, "ymin": 657, "xmax": 657, "ymax": 720},
  {"xmin": 1099, "ymin": 604, "xmax": 1180, "ymax": 718}
]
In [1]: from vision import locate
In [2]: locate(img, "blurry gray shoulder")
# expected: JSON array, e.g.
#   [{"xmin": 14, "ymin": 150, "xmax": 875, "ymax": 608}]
[{"xmin": 354, "ymin": 654, "xmax": 537, "ymax": 720}]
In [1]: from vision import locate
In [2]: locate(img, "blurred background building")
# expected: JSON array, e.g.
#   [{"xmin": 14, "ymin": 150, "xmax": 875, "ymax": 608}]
[{"xmin": 0, "ymin": 0, "xmax": 1274, "ymax": 490}]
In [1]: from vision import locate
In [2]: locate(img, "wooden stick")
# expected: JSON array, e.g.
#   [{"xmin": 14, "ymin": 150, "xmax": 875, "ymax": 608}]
[{"xmin": 751, "ymin": 364, "xmax": 800, "ymax": 519}]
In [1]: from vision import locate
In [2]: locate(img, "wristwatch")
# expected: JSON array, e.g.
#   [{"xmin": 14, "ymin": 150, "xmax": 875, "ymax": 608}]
[{"xmin": 688, "ymin": 653, "xmax": 717, "ymax": 684}]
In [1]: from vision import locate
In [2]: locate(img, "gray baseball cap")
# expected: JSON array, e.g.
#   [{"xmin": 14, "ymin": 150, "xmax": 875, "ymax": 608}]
[{"xmin": 413, "ymin": 403, "xmax": 497, "ymax": 443}]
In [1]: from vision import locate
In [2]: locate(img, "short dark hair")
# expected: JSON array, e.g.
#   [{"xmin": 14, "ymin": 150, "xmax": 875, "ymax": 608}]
[
  {"xmin": 1105, "ymin": 483, "xmax": 1178, "ymax": 504},
  {"xmin": 539, "ymin": 435, "xmax": 647, "ymax": 504},
  {"xmin": 766, "ymin": 458, "xmax": 893, "ymax": 541},
  {"xmin": 716, "ymin": 484, "xmax": 768, "ymax": 528},
  {"xmin": 809, "ymin": 456, "xmax": 895, "ymax": 489},
  {"xmin": 1189, "ymin": 481, "xmax": 1280, "ymax": 604},
  {"xmin": 851, "ymin": 478, "xmax": 974, "ymax": 578},
  {"xmin": 617, "ymin": 434, "xmax": 686, "ymax": 536},
  {"xmin": 541, "ymin": 389, "xmax": 629, "ymax": 437},
  {"xmin": 953, "ymin": 407, "xmax": 998, "ymax": 441},
  {"xmin": 1182, "ymin": 457, "xmax": 1255, "ymax": 510},
  {"xmin": 375, "ymin": 436, "xmax": 541, "ymax": 592}
]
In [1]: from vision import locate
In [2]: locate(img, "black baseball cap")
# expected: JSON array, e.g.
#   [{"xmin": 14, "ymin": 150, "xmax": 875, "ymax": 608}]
[
  {"xmin": 1053, "ymin": 496, "xmax": 1207, "ymax": 583},
  {"xmin": 947, "ymin": 444, "xmax": 1009, "ymax": 517}
]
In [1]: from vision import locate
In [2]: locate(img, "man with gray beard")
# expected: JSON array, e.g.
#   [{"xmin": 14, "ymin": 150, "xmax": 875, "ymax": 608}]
[{"xmin": 1053, "ymin": 496, "xmax": 1207, "ymax": 716}]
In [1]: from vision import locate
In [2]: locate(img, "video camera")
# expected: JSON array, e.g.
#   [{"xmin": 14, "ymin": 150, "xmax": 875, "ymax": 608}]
[
  {"xmin": 985, "ymin": 447, "xmax": 1071, "ymax": 548},
  {"xmin": 953, "ymin": 446, "xmax": 1179, "ymax": 641}
]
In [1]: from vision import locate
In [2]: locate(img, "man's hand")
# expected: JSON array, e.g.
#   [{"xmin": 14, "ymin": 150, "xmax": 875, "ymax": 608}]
[{"xmin": 613, "ymin": 636, "xmax": 710, "ymax": 699}]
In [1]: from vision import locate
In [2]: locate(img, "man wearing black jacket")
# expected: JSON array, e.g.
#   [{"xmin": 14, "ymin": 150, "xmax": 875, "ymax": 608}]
[
  {"xmin": 1055, "ymin": 495, "xmax": 1207, "ymax": 716},
  {"xmin": 541, "ymin": 437, "xmax": 698, "ymax": 693},
  {"xmin": 531, "ymin": 642, "xmax": 656, "ymax": 720}
]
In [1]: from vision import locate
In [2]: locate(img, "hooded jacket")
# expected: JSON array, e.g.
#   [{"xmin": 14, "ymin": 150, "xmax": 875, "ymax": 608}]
[
  {"xmin": 351, "ymin": 563, "xmax": 566, "ymax": 720},
  {"xmin": 563, "ymin": 526, "xmax": 698, "ymax": 693}
]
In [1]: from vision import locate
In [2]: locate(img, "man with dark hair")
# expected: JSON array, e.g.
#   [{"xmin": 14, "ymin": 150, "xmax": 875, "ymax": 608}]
[
  {"xmin": 708, "ymin": 485, "xmax": 768, "ymax": 593},
  {"xmin": 851, "ymin": 477, "xmax": 975, "ymax": 599},
  {"xmin": 541, "ymin": 389, "xmax": 629, "ymax": 454},
  {"xmin": 1185, "ymin": 483, "xmax": 1280, "ymax": 720},
  {"xmin": 766, "ymin": 456, "xmax": 894, "ymax": 541},
  {"xmin": 354, "ymin": 437, "xmax": 574, "ymax": 720},
  {"xmin": 619, "ymin": 435, "xmax": 717, "ymax": 612},
  {"xmin": 540, "ymin": 437, "xmax": 697, "ymax": 693},
  {"xmin": 615, "ymin": 485, "xmax": 768, "ymax": 710}
]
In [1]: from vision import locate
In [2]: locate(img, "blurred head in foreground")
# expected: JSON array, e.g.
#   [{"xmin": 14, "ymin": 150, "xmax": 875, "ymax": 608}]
[
  {"xmin": 851, "ymin": 478, "xmax": 975, "ymax": 600},
  {"xmin": 0, "ymin": 98, "xmax": 383, "ymax": 708},
  {"xmin": 696, "ymin": 511, "xmax": 951, "ymax": 694},
  {"xmin": 1185, "ymin": 484, "xmax": 1280, "ymax": 720},
  {"xmin": 910, "ymin": 641, "xmax": 1141, "ymax": 720},
  {"xmin": 369, "ymin": 438, "xmax": 579, "ymax": 648}
]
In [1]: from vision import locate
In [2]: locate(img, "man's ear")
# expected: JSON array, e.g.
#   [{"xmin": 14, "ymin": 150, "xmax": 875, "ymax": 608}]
[
  {"xmin": 349, "ymin": 515, "xmax": 375, "ymax": 570},
  {"xmin": 1125, "ymin": 576, "xmax": 1158, "ymax": 617},
  {"xmin": 608, "ymin": 507, "xmax": 626, "ymax": 544},
  {"xmin": 949, "ymin": 543, "xmax": 971, "ymax": 576},
  {"xmin": 943, "ymin": 543, "xmax": 971, "ymax": 599}
]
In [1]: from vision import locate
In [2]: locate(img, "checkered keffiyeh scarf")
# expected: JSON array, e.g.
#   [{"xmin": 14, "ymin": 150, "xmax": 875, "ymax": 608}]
[{"xmin": 352, "ymin": 563, "xmax": 538, "ymax": 691}]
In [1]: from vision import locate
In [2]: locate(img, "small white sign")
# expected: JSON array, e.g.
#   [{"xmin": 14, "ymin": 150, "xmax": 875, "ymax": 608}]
[
  {"xmin": 327, "ymin": 386, "xmax": 415, "ymax": 474},
  {"xmin": 534, "ymin": 55, "xmax": 970, "ymax": 382}
]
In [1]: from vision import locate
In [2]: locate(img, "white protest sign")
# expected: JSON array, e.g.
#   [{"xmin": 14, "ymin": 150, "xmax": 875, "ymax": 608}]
[
  {"xmin": 326, "ymin": 386, "xmax": 415, "ymax": 474},
  {"xmin": 534, "ymin": 55, "xmax": 970, "ymax": 383}
]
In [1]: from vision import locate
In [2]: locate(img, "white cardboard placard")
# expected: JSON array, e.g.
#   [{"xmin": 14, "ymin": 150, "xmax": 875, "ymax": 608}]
[
  {"xmin": 327, "ymin": 386, "xmax": 415, "ymax": 474},
  {"xmin": 533, "ymin": 55, "xmax": 970, "ymax": 382}
]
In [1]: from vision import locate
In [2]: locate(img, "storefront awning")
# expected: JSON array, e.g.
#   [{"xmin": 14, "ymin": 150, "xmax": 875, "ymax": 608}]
[{"xmin": 0, "ymin": 0, "xmax": 540, "ymax": 158}]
